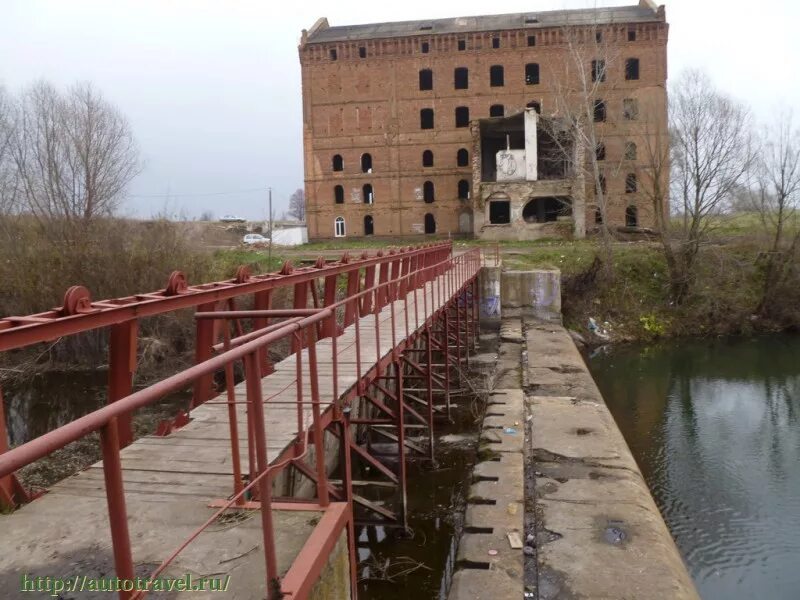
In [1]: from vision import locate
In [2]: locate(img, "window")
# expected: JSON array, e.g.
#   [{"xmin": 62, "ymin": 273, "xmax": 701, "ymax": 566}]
[
  {"xmin": 492, "ymin": 36, "xmax": 500, "ymax": 49},
  {"xmin": 623, "ymin": 98, "xmax": 639, "ymax": 121},
  {"xmin": 454, "ymin": 67, "xmax": 469, "ymax": 89},
  {"xmin": 458, "ymin": 179, "xmax": 470, "ymax": 200},
  {"xmin": 455, "ymin": 106, "xmax": 470, "ymax": 128},
  {"xmin": 332, "ymin": 154, "xmax": 343, "ymax": 172},
  {"xmin": 334, "ymin": 185, "xmax": 344, "ymax": 204},
  {"xmin": 359, "ymin": 46, "xmax": 366, "ymax": 59},
  {"xmin": 457, "ymin": 148, "xmax": 469, "ymax": 167},
  {"xmin": 420, "ymin": 108, "xmax": 434, "ymax": 129},
  {"xmin": 591, "ymin": 59, "xmax": 606, "ymax": 82},
  {"xmin": 527, "ymin": 35, "xmax": 536, "ymax": 47},
  {"xmin": 330, "ymin": 49, "xmax": 338, "ymax": 61},
  {"xmin": 458, "ymin": 39, "xmax": 466, "ymax": 51},
  {"xmin": 364, "ymin": 215, "xmax": 374, "ymax": 236},
  {"xmin": 424, "ymin": 213, "xmax": 436, "ymax": 234},
  {"xmin": 594, "ymin": 100, "xmax": 606, "ymax": 122},
  {"xmin": 522, "ymin": 197, "xmax": 571, "ymax": 223},
  {"xmin": 595, "ymin": 143, "xmax": 606, "ymax": 161},
  {"xmin": 625, "ymin": 205, "xmax": 638, "ymax": 227},
  {"xmin": 490, "ymin": 104, "xmax": 504, "ymax": 117},
  {"xmin": 422, "ymin": 150, "xmax": 434, "ymax": 167},
  {"xmin": 423, "ymin": 181, "xmax": 435, "ymax": 203},
  {"xmin": 525, "ymin": 63, "xmax": 540, "ymax": 85},
  {"xmin": 628, "ymin": 29, "xmax": 637, "ymax": 42},
  {"xmin": 597, "ymin": 174, "xmax": 607, "ymax": 194},
  {"xmin": 595, "ymin": 31, "xmax": 603, "ymax": 43},
  {"xmin": 625, "ymin": 173, "xmax": 637, "ymax": 193},
  {"xmin": 419, "ymin": 69, "xmax": 433, "ymax": 91},
  {"xmin": 490, "ymin": 65, "xmax": 504, "ymax": 87},
  {"xmin": 625, "ymin": 142, "xmax": 637, "ymax": 161},
  {"xmin": 360, "ymin": 153, "xmax": 372, "ymax": 173},
  {"xmin": 625, "ymin": 58, "xmax": 640, "ymax": 81},
  {"xmin": 334, "ymin": 216, "xmax": 346, "ymax": 237},
  {"xmin": 595, "ymin": 209, "xmax": 603, "ymax": 224},
  {"xmin": 421, "ymin": 41, "xmax": 429, "ymax": 53},
  {"xmin": 363, "ymin": 183, "xmax": 374, "ymax": 204},
  {"xmin": 527, "ymin": 100, "xmax": 541, "ymax": 114},
  {"xmin": 489, "ymin": 201, "xmax": 511, "ymax": 224}
]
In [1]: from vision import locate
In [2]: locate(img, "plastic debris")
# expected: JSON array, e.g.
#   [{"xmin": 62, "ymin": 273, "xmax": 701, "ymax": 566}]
[
  {"xmin": 503, "ymin": 427, "xmax": 517, "ymax": 434},
  {"xmin": 507, "ymin": 531, "xmax": 523, "ymax": 549},
  {"xmin": 488, "ymin": 549, "xmax": 499, "ymax": 556}
]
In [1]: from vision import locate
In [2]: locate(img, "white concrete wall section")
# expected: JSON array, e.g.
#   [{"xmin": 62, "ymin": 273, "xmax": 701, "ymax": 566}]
[
  {"xmin": 272, "ymin": 227, "xmax": 308, "ymax": 246},
  {"xmin": 524, "ymin": 109, "xmax": 538, "ymax": 181}
]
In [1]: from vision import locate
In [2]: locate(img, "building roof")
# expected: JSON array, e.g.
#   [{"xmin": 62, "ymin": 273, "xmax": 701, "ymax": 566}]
[{"xmin": 305, "ymin": 3, "xmax": 663, "ymax": 44}]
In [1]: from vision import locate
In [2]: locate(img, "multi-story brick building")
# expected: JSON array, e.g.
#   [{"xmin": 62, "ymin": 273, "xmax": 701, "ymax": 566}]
[{"xmin": 299, "ymin": 1, "xmax": 668, "ymax": 240}]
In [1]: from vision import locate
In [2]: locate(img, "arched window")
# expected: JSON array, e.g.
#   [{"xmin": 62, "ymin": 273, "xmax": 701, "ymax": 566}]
[
  {"xmin": 362, "ymin": 183, "xmax": 374, "ymax": 204},
  {"xmin": 525, "ymin": 63, "xmax": 540, "ymax": 85},
  {"xmin": 522, "ymin": 197, "xmax": 571, "ymax": 223},
  {"xmin": 527, "ymin": 100, "xmax": 541, "ymax": 114},
  {"xmin": 458, "ymin": 179, "xmax": 470, "ymax": 200},
  {"xmin": 454, "ymin": 67, "xmax": 469, "ymax": 90},
  {"xmin": 332, "ymin": 154, "xmax": 343, "ymax": 172},
  {"xmin": 595, "ymin": 209, "xmax": 603, "ymax": 224},
  {"xmin": 424, "ymin": 213, "xmax": 436, "ymax": 234},
  {"xmin": 625, "ymin": 173, "xmax": 637, "ymax": 193},
  {"xmin": 420, "ymin": 108, "xmax": 434, "ymax": 129},
  {"xmin": 334, "ymin": 185, "xmax": 344, "ymax": 204},
  {"xmin": 364, "ymin": 215, "xmax": 374, "ymax": 236},
  {"xmin": 489, "ymin": 65, "xmax": 504, "ymax": 87},
  {"xmin": 334, "ymin": 216, "xmax": 346, "ymax": 237},
  {"xmin": 625, "ymin": 205, "xmax": 638, "ymax": 227},
  {"xmin": 419, "ymin": 69, "xmax": 433, "ymax": 91},
  {"xmin": 361, "ymin": 153, "xmax": 372, "ymax": 173},
  {"xmin": 422, "ymin": 150, "xmax": 434, "ymax": 167},
  {"xmin": 457, "ymin": 148, "xmax": 469, "ymax": 167},
  {"xmin": 625, "ymin": 142, "xmax": 638, "ymax": 160},
  {"xmin": 595, "ymin": 143, "xmax": 606, "ymax": 161},
  {"xmin": 423, "ymin": 181, "xmax": 435, "ymax": 203},
  {"xmin": 490, "ymin": 104, "xmax": 504, "ymax": 117},
  {"xmin": 455, "ymin": 106, "xmax": 470, "ymax": 128}
]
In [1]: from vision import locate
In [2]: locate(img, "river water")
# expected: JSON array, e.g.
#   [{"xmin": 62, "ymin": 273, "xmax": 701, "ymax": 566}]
[{"xmin": 586, "ymin": 335, "xmax": 800, "ymax": 600}]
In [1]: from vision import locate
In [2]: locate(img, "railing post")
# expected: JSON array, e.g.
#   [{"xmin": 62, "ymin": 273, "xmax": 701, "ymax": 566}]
[
  {"xmin": 307, "ymin": 326, "xmax": 330, "ymax": 507},
  {"xmin": 192, "ymin": 302, "xmax": 217, "ymax": 408},
  {"xmin": 253, "ymin": 290, "xmax": 274, "ymax": 377},
  {"xmin": 108, "ymin": 320, "xmax": 137, "ymax": 448}
]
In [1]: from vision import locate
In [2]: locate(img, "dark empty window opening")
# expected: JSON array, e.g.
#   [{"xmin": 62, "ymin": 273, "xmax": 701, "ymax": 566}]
[
  {"xmin": 525, "ymin": 63, "xmax": 540, "ymax": 85},
  {"xmin": 419, "ymin": 24, "xmax": 432, "ymax": 31},
  {"xmin": 454, "ymin": 67, "xmax": 469, "ymax": 90},
  {"xmin": 492, "ymin": 36, "xmax": 500, "ymax": 49},
  {"xmin": 420, "ymin": 108, "xmax": 434, "ymax": 129},
  {"xmin": 419, "ymin": 69, "xmax": 433, "ymax": 91},
  {"xmin": 628, "ymin": 29, "xmax": 637, "ymax": 42},
  {"xmin": 623, "ymin": 98, "xmax": 639, "ymax": 120},
  {"xmin": 490, "ymin": 104, "xmax": 504, "ymax": 117},
  {"xmin": 527, "ymin": 35, "xmax": 536, "ymax": 47},
  {"xmin": 421, "ymin": 42, "xmax": 429, "ymax": 53},
  {"xmin": 332, "ymin": 154, "xmax": 343, "ymax": 172},
  {"xmin": 625, "ymin": 58, "xmax": 640, "ymax": 80},
  {"xmin": 334, "ymin": 185, "xmax": 344, "ymax": 204},
  {"xmin": 423, "ymin": 181, "xmax": 435, "ymax": 203},
  {"xmin": 458, "ymin": 39, "xmax": 466, "ymax": 51},
  {"xmin": 595, "ymin": 31, "xmax": 603, "ymax": 43},
  {"xmin": 490, "ymin": 65, "xmax": 504, "ymax": 87},
  {"xmin": 458, "ymin": 179, "xmax": 470, "ymax": 200},
  {"xmin": 595, "ymin": 143, "xmax": 606, "ymax": 161},
  {"xmin": 457, "ymin": 148, "xmax": 469, "ymax": 167},
  {"xmin": 489, "ymin": 200, "xmax": 511, "ymax": 224},
  {"xmin": 527, "ymin": 100, "xmax": 541, "ymax": 114},
  {"xmin": 594, "ymin": 100, "xmax": 606, "ymax": 122},
  {"xmin": 330, "ymin": 49, "xmax": 338, "ymax": 61},
  {"xmin": 359, "ymin": 46, "xmax": 366, "ymax": 58},
  {"xmin": 625, "ymin": 142, "xmax": 637, "ymax": 161},
  {"xmin": 363, "ymin": 184, "xmax": 374, "ymax": 204},
  {"xmin": 625, "ymin": 173, "xmax": 637, "ymax": 193},
  {"xmin": 361, "ymin": 153, "xmax": 372, "ymax": 173},
  {"xmin": 424, "ymin": 213, "xmax": 436, "ymax": 234},
  {"xmin": 364, "ymin": 215, "xmax": 374, "ymax": 235},
  {"xmin": 591, "ymin": 59, "xmax": 606, "ymax": 82},
  {"xmin": 595, "ymin": 209, "xmax": 603, "ymax": 224},
  {"xmin": 455, "ymin": 106, "xmax": 470, "ymax": 128},
  {"xmin": 525, "ymin": 16, "xmax": 539, "ymax": 24},
  {"xmin": 422, "ymin": 150, "xmax": 434, "ymax": 167},
  {"xmin": 626, "ymin": 205, "xmax": 638, "ymax": 227},
  {"xmin": 522, "ymin": 197, "xmax": 571, "ymax": 223}
]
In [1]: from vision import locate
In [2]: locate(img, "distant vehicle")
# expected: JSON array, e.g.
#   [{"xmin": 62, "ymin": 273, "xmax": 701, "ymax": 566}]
[
  {"xmin": 242, "ymin": 234, "xmax": 270, "ymax": 245},
  {"xmin": 221, "ymin": 215, "xmax": 247, "ymax": 223}
]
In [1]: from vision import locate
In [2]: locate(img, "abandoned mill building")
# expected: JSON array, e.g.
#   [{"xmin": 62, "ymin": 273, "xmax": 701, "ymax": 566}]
[{"xmin": 299, "ymin": 0, "xmax": 668, "ymax": 240}]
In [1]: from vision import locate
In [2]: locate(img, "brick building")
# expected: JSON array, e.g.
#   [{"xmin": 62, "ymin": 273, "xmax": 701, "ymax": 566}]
[{"xmin": 299, "ymin": 1, "xmax": 668, "ymax": 240}]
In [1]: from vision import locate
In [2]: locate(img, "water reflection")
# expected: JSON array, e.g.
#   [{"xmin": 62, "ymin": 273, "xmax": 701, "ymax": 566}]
[{"xmin": 588, "ymin": 336, "xmax": 800, "ymax": 600}]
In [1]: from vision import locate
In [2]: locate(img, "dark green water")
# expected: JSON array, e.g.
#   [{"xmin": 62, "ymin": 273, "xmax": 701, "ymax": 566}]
[{"xmin": 586, "ymin": 335, "xmax": 800, "ymax": 600}]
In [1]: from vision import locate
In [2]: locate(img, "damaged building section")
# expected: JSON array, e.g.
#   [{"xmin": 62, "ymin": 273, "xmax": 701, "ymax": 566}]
[{"xmin": 471, "ymin": 109, "xmax": 587, "ymax": 241}]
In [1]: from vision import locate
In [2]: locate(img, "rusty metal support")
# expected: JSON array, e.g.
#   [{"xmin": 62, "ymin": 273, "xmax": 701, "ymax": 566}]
[{"xmin": 108, "ymin": 320, "xmax": 137, "ymax": 448}]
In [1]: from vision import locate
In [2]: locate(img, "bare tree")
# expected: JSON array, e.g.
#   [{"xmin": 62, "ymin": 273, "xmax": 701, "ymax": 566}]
[
  {"xmin": 0, "ymin": 86, "xmax": 18, "ymax": 214},
  {"xmin": 287, "ymin": 188, "xmax": 305, "ymax": 222}
]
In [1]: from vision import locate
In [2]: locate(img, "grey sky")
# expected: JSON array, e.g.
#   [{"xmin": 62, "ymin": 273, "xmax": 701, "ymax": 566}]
[{"xmin": 2, "ymin": 0, "xmax": 797, "ymax": 220}]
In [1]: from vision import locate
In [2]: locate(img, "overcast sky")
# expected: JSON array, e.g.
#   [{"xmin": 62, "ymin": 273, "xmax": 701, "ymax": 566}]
[{"xmin": 1, "ymin": 0, "xmax": 797, "ymax": 220}]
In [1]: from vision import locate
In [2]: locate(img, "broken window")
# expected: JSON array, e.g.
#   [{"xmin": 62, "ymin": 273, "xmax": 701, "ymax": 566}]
[
  {"xmin": 363, "ymin": 183, "xmax": 374, "ymax": 204},
  {"xmin": 527, "ymin": 100, "xmax": 541, "ymax": 114},
  {"xmin": 591, "ymin": 59, "xmax": 606, "ymax": 82},
  {"xmin": 457, "ymin": 148, "xmax": 469, "ymax": 167},
  {"xmin": 489, "ymin": 200, "xmax": 511, "ymax": 224},
  {"xmin": 623, "ymin": 98, "xmax": 639, "ymax": 120},
  {"xmin": 422, "ymin": 150, "xmax": 434, "ymax": 167},
  {"xmin": 522, "ymin": 197, "xmax": 571, "ymax": 223},
  {"xmin": 628, "ymin": 29, "xmax": 637, "ymax": 42},
  {"xmin": 332, "ymin": 154, "xmax": 343, "ymax": 172},
  {"xmin": 364, "ymin": 215, "xmax": 374, "ymax": 236},
  {"xmin": 334, "ymin": 185, "xmax": 344, "ymax": 204},
  {"xmin": 420, "ymin": 108, "xmax": 434, "ymax": 129},
  {"xmin": 625, "ymin": 205, "xmax": 638, "ymax": 227},
  {"xmin": 490, "ymin": 65, "xmax": 504, "ymax": 87},
  {"xmin": 594, "ymin": 100, "xmax": 606, "ymax": 122},
  {"xmin": 490, "ymin": 104, "xmax": 504, "ymax": 117},
  {"xmin": 458, "ymin": 179, "xmax": 470, "ymax": 199},
  {"xmin": 455, "ymin": 106, "xmax": 470, "ymax": 127},
  {"xmin": 527, "ymin": 35, "xmax": 536, "ymax": 47},
  {"xmin": 423, "ymin": 181, "xmax": 435, "ymax": 203},
  {"xmin": 625, "ymin": 142, "xmax": 637, "ymax": 160},
  {"xmin": 525, "ymin": 63, "xmax": 540, "ymax": 85},
  {"xmin": 454, "ymin": 67, "xmax": 469, "ymax": 90},
  {"xmin": 419, "ymin": 69, "xmax": 433, "ymax": 91},
  {"xmin": 424, "ymin": 213, "xmax": 436, "ymax": 234},
  {"xmin": 595, "ymin": 143, "xmax": 606, "ymax": 161},
  {"xmin": 361, "ymin": 153, "xmax": 372, "ymax": 173},
  {"xmin": 458, "ymin": 39, "xmax": 466, "ymax": 51},
  {"xmin": 625, "ymin": 58, "xmax": 640, "ymax": 80},
  {"xmin": 595, "ymin": 31, "xmax": 603, "ymax": 43},
  {"xmin": 421, "ymin": 42, "xmax": 429, "ymax": 53},
  {"xmin": 595, "ymin": 209, "xmax": 603, "ymax": 224},
  {"xmin": 359, "ymin": 46, "xmax": 366, "ymax": 59},
  {"xmin": 334, "ymin": 216, "xmax": 346, "ymax": 237},
  {"xmin": 330, "ymin": 49, "xmax": 338, "ymax": 61},
  {"xmin": 625, "ymin": 173, "xmax": 637, "ymax": 193},
  {"xmin": 492, "ymin": 36, "xmax": 500, "ymax": 49}
]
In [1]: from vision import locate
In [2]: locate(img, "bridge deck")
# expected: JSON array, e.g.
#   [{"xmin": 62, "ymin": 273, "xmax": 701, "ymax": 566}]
[{"xmin": 0, "ymin": 276, "xmax": 450, "ymax": 599}]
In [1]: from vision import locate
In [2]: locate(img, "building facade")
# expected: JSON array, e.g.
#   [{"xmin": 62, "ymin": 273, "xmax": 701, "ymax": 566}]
[{"xmin": 299, "ymin": 1, "xmax": 668, "ymax": 240}]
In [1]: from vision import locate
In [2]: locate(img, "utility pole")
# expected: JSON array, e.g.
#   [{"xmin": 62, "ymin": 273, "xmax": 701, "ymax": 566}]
[{"xmin": 268, "ymin": 187, "xmax": 273, "ymax": 267}]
